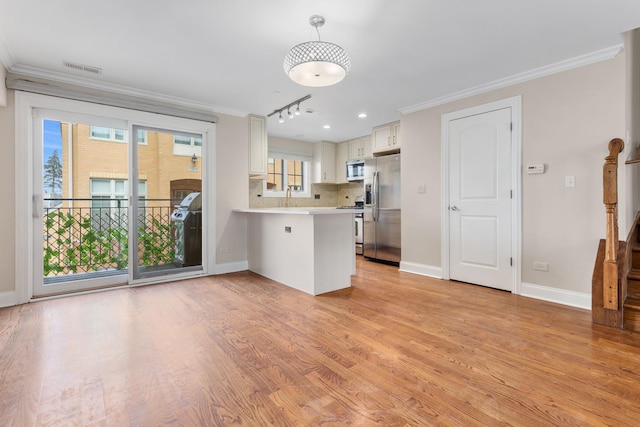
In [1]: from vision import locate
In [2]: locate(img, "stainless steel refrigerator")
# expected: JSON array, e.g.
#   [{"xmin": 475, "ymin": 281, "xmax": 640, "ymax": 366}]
[{"xmin": 363, "ymin": 154, "xmax": 401, "ymax": 264}]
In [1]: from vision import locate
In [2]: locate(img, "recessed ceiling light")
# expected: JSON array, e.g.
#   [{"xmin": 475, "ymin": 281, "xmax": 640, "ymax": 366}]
[
  {"xmin": 323, "ymin": 125, "xmax": 331, "ymax": 129},
  {"xmin": 358, "ymin": 113, "xmax": 367, "ymax": 118}
]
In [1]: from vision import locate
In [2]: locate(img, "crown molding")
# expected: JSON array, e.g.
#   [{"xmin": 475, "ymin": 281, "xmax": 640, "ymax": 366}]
[
  {"xmin": 8, "ymin": 64, "xmax": 248, "ymax": 117},
  {"xmin": 400, "ymin": 43, "xmax": 624, "ymax": 114}
]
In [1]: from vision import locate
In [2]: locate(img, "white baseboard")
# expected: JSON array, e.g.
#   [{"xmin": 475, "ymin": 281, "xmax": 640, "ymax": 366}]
[
  {"xmin": 520, "ymin": 282, "xmax": 591, "ymax": 310},
  {"xmin": 399, "ymin": 261, "xmax": 443, "ymax": 279},
  {"xmin": 397, "ymin": 264, "xmax": 591, "ymax": 310},
  {"xmin": 0, "ymin": 290, "xmax": 18, "ymax": 308},
  {"xmin": 212, "ymin": 261, "xmax": 248, "ymax": 275}
]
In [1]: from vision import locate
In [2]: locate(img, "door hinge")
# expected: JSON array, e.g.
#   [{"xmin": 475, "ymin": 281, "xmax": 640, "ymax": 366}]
[
  {"xmin": 510, "ymin": 190, "xmax": 513, "ymax": 199},
  {"xmin": 510, "ymin": 122, "xmax": 513, "ymax": 131},
  {"xmin": 510, "ymin": 257, "xmax": 513, "ymax": 266}
]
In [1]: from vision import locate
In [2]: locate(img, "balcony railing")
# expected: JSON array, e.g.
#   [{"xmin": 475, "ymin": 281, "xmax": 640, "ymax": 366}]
[{"xmin": 43, "ymin": 198, "xmax": 181, "ymax": 279}]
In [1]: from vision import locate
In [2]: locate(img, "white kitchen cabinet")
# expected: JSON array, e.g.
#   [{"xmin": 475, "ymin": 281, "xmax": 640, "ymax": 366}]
[
  {"xmin": 372, "ymin": 121, "xmax": 401, "ymax": 154},
  {"xmin": 248, "ymin": 115, "xmax": 267, "ymax": 176},
  {"xmin": 335, "ymin": 142, "xmax": 349, "ymax": 183},
  {"xmin": 313, "ymin": 141, "xmax": 336, "ymax": 183},
  {"xmin": 349, "ymin": 136, "xmax": 372, "ymax": 159}
]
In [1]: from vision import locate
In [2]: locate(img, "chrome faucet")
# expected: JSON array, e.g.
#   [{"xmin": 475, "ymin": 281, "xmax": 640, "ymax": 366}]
[{"xmin": 285, "ymin": 186, "xmax": 292, "ymax": 208}]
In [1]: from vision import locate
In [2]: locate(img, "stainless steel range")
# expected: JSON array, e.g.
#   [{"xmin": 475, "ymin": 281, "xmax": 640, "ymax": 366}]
[
  {"xmin": 337, "ymin": 197, "xmax": 364, "ymax": 255},
  {"xmin": 354, "ymin": 210, "xmax": 363, "ymax": 255}
]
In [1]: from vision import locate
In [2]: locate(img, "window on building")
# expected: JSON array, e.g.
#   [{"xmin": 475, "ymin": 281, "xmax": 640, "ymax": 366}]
[
  {"xmin": 89, "ymin": 126, "xmax": 147, "ymax": 144},
  {"xmin": 90, "ymin": 179, "xmax": 146, "ymax": 230},
  {"xmin": 173, "ymin": 134, "xmax": 202, "ymax": 157},
  {"xmin": 264, "ymin": 153, "xmax": 310, "ymax": 198}
]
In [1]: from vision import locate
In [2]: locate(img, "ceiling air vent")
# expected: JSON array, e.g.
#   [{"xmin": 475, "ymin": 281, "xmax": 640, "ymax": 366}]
[{"xmin": 63, "ymin": 60, "xmax": 102, "ymax": 75}]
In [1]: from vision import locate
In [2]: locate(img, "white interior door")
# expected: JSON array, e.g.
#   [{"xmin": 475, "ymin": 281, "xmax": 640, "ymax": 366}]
[{"xmin": 448, "ymin": 107, "xmax": 512, "ymax": 291}]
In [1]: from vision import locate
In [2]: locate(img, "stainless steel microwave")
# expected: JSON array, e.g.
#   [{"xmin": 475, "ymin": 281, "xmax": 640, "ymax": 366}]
[{"xmin": 346, "ymin": 159, "xmax": 365, "ymax": 181}]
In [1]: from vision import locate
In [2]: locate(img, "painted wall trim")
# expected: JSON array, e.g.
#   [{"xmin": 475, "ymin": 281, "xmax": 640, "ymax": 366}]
[
  {"xmin": 8, "ymin": 64, "xmax": 247, "ymax": 117},
  {"xmin": 399, "ymin": 261, "xmax": 443, "ymax": 279},
  {"xmin": 400, "ymin": 44, "xmax": 623, "ymax": 114},
  {"xmin": 521, "ymin": 282, "xmax": 591, "ymax": 310},
  {"xmin": 213, "ymin": 261, "xmax": 249, "ymax": 275},
  {"xmin": 0, "ymin": 291, "xmax": 18, "ymax": 308}
]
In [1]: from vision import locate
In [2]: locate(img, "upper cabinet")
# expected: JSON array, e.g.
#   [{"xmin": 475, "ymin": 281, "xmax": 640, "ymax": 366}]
[
  {"xmin": 372, "ymin": 121, "xmax": 401, "ymax": 154},
  {"xmin": 249, "ymin": 115, "xmax": 267, "ymax": 176},
  {"xmin": 313, "ymin": 141, "xmax": 336, "ymax": 183},
  {"xmin": 335, "ymin": 142, "xmax": 349, "ymax": 184},
  {"xmin": 349, "ymin": 136, "xmax": 372, "ymax": 160}
]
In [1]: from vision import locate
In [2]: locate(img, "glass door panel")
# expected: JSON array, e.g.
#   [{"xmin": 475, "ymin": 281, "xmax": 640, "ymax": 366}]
[
  {"xmin": 34, "ymin": 110, "xmax": 130, "ymax": 296},
  {"xmin": 131, "ymin": 126, "xmax": 203, "ymax": 280}
]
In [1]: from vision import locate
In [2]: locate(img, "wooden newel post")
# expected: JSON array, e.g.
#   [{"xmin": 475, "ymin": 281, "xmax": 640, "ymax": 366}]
[{"xmin": 603, "ymin": 138, "xmax": 624, "ymax": 310}]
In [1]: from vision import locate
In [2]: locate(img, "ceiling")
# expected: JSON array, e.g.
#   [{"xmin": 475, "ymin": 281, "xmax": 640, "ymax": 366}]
[{"xmin": 1, "ymin": 0, "xmax": 640, "ymax": 143}]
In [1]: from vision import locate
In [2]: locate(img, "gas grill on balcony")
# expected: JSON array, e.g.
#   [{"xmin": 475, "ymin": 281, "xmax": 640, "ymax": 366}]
[{"xmin": 170, "ymin": 192, "xmax": 202, "ymax": 267}]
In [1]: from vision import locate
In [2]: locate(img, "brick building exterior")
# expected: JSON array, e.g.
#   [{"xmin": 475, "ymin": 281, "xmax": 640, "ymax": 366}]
[{"xmin": 60, "ymin": 123, "xmax": 202, "ymax": 208}]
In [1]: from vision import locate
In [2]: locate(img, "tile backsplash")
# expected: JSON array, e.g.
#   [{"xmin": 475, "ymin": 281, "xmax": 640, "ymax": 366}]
[{"xmin": 249, "ymin": 180, "xmax": 364, "ymax": 208}]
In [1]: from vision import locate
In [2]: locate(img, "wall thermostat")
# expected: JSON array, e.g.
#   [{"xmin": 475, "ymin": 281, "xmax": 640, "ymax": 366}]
[{"xmin": 526, "ymin": 164, "xmax": 545, "ymax": 174}]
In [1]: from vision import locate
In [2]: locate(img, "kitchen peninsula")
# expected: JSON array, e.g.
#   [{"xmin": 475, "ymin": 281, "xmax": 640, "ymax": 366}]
[{"xmin": 233, "ymin": 207, "xmax": 359, "ymax": 295}]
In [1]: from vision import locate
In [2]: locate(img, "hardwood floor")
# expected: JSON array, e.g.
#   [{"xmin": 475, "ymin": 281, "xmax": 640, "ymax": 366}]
[{"xmin": 2, "ymin": 258, "xmax": 640, "ymax": 426}]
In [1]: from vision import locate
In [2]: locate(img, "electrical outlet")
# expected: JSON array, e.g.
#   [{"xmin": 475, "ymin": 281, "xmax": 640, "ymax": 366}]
[
  {"xmin": 285, "ymin": 226, "xmax": 292, "ymax": 233},
  {"xmin": 533, "ymin": 261, "xmax": 549, "ymax": 271}
]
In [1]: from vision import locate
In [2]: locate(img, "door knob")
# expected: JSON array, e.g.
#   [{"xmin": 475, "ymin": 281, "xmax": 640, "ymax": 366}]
[{"xmin": 450, "ymin": 205, "xmax": 459, "ymax": 211}]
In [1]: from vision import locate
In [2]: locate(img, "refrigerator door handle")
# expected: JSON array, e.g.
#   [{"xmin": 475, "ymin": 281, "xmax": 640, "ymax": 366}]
[{"xmin": 372, "ymin": 171, "xmax": 379, "ymax": 222}]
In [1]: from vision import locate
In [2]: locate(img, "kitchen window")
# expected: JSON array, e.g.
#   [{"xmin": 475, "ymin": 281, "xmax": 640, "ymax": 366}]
[{"xmin": 264, "ymin": 153, "xmax": 310, "ymax": 198}]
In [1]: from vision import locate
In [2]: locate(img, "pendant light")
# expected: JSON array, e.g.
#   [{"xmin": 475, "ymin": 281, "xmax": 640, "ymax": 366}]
[{"xmin": 283, "ymin": 15, "xmax": 351, "ymax": 87}]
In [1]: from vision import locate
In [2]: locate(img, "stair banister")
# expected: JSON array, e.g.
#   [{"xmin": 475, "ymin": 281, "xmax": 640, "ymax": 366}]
[{"xmin": 603, "ymin": 138, "xmax": 625, "ymax": 310}]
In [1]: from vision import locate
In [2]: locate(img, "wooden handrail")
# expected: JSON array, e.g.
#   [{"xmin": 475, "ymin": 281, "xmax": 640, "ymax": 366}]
[{"xmin": 603, "ymin": 138, "xmax": 624, "ymax": 310}]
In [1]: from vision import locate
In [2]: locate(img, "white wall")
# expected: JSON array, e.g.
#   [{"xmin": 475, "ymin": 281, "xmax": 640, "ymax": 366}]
[
  {"xmin": 625, "ymin": 29, "xmax": 640, "ymax": 228},
  {"xmin": 0, "ymin": 62, "xmax": 7, "ymax": 107},
  {"xmin": 401, "ymin": 53, "xmax": 626, "ymax": 303},
  {"xmin": 268, "ymin": 136, "xmax": 314, "ymax": 156},
  {"xmin": 214, "ymin": 113, "xmax": 249, "ymax": 271},
  {"xmin": 0, "ymin": 89, "xmax": 15, "ymax": 298}
]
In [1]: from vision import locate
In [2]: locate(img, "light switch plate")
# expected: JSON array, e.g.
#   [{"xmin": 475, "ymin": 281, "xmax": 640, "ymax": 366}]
[{"xmin": 533, "ymin": 261, "xmax": 549, "ymax": 271}]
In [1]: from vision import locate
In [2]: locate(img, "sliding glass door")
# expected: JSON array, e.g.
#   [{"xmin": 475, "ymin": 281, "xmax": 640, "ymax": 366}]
[
  {"xmin": 32, "ymin": 108, "xmax": 206, "ymax": 296},
  {"xmin": 131, "ymin": 125, "xmax": 203, "ymax": 280}
]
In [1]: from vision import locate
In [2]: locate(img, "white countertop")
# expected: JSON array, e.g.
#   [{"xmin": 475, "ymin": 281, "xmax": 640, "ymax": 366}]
[{"xmin": 233, "ymin": 207, "xmax": 361, "ymax": 215}]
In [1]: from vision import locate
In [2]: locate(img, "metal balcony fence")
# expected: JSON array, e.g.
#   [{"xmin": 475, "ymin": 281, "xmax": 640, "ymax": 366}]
[{"xmin": 43, "ymin": 198, "xmax": 181, "ymax": 277}]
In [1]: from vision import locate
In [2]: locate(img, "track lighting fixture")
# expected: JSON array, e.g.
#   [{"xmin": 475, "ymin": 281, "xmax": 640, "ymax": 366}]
[{"xmin": 268, "ymin": 94, "xmax": 312, "ymax": 123}]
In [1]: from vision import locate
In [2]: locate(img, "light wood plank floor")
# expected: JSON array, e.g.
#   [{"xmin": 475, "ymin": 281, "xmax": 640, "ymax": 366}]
[{"xmin": 2, "ymin": 258, "xmax": 640, "ymax": 426}]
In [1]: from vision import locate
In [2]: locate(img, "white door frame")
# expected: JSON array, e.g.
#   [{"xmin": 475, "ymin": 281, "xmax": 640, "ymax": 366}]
[
  {"xmin": 441, "ymin": 96, "xmax": 522, "ymax": 294},
  {"xmin": 15, "ymin": 92, "xmax": 217, "ymax": 302}
]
